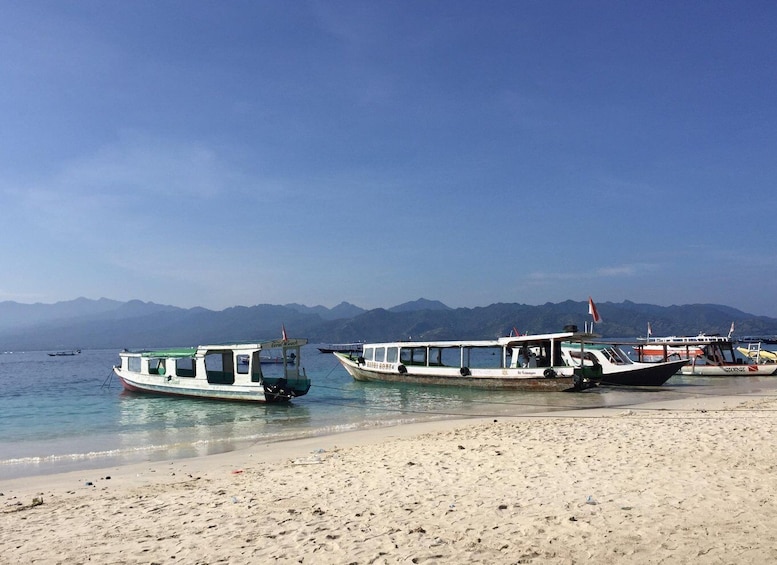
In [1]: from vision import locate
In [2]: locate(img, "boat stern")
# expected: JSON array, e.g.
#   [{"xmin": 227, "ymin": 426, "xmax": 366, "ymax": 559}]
[
  {"xmin": 574, "ymin": 364, "xmax": 603, "ymax": 390},
  {"xmin": 262, "ymin": 375, "xmax": 312, "ymax": 402}
]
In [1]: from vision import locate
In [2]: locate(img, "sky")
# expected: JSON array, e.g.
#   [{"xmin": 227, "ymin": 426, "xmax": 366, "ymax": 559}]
[{"xmin": 2, "ymin": 1, "xmax": 777, "ymax": 316}]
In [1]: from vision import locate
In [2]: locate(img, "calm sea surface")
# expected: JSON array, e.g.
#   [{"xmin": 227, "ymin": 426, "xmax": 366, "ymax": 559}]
[{"xmin": 2, "ymin": 346, "xmax": 775, "ymax": 480}]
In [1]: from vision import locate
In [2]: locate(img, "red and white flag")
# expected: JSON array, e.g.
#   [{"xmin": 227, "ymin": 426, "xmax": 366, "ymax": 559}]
[
  {"xmin": 588, "ymin": 297, "xmax": 602, "ymax": 323},
  {"xmin": 281, "ymin": 324, "xmax": 288, "ymax": 342}
]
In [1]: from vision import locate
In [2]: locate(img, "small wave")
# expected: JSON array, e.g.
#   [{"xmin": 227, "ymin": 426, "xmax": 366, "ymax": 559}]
[
  {"xmin": 0, "ymin": 442, "xmax": 184, "ymax": 467},
  {"xmin": 0, "ymin": 423, "xmax": 377, "ymax": 469}
]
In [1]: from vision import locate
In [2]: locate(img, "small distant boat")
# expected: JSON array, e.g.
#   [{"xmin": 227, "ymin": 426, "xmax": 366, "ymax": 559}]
[
  {"xmin": 48, "ymin": 349, "xmax": 81, "ymax": 357},
  {"xmin": 238, "ymin": 353, "xmax": 295, "ymax": 365},
  {"xmin": 333, "ymin": 327, "xmax": 601, "ymax": 392},
  {"xmin": 259, "ymin": 352, "xmax": 296, "ymax": 365},
  {"xmin": 739, "ymin": 335, "xmax": 777, "ymax": 345},
  {"xmin": 560, "ymin": 342, "xmax": 686, "ymax": 386},
  {"xmin": 114, "ymin": 338, "xmax": 311, "ymax": 402},
  {"xmin": 318, "ymin": 342, "xmax": 364, "ymax": 354}
]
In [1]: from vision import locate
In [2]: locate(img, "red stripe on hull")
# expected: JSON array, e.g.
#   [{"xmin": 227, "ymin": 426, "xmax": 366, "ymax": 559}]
[{"xmin": 118, "ymin": 376, "xmax": 143, "ymax": 392}]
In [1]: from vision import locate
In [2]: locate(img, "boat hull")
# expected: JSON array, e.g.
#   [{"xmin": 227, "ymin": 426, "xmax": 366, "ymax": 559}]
[
  {"xmin": 679, "ymin": 364, "xmax": 777, "ymax": 377},
  {"xmin": 335, "ymin": 353, "xmax": 589, "ymax": 392},
  {"xmin": 598, "ymin": 359, "xmax": 688, "ymax": 387}
]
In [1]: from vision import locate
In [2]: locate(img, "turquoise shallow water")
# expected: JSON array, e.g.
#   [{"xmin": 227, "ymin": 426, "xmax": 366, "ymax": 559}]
[{"xmin": 2, "ymin": 346, "xmax": 775, "ymax": 480}]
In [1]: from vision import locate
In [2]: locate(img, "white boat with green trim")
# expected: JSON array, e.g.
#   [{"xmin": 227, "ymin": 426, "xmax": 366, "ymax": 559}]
[
  {"xmin": 333, "ymin": 328, "xmax": 602, "ymax": 392},
  {"xmin": 114, "ymin": 338, "xmax": 310, "ymax": 402}
]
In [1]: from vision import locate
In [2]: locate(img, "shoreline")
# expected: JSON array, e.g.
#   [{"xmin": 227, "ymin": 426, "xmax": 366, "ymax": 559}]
[
  {"xmin": 3, "ymin": 389, "xmax": 777, "ymax": 563},
  {"xmin": 4, "ymin": 375, "xmax": 767, "ymax": 482},
  {"xmin": 0, "ymin": 391, "xmax": 768, "ymax": 497}
]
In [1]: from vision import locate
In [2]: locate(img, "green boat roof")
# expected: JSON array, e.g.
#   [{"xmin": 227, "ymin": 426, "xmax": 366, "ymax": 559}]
[
  {"xmin": 140, "ymin": 348, "xmax": 198, "ymax": 358},
  {"xmin": 127, "ymin": 338, "xmax": 308, "ymax": 358}
]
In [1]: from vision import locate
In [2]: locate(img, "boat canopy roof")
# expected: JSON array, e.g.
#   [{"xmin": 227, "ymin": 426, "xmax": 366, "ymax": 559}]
[
  {"xmin": 637, "ymin": 334, "xmax": 729, "ymax": 344},
  {"xmin": 636, "ymin": 336, "xmax": 730, "ymax": 347},
  {"xmin": 125, "ymin": 338, "xmax": 308, "ymax": 358},
  {"xmin": 139, "ymin": 347, "xmax": 198, "ymax": 358},
  {"xmin": 498, "ymin": 331, "xmax": 595, "ymax": 346},
  {"xmin": 561, "ymin": 341, "xmax": 617, "ymax": 349},
  {"xmin": 362, "ymin": 332, "xmax": 596, "ymax": 350}
]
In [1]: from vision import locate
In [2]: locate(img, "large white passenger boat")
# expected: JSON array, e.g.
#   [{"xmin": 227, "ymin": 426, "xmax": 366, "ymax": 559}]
[
  {"xmin": 333, "ymin": 328, "xmax": 602, "ymax": 392},
  {"xmin": 114, "ymin": 338, "xmax": 311, "ymax": 402}
]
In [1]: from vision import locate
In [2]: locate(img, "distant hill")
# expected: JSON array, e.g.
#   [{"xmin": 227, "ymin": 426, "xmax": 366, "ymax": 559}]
[
  {"xmin": 389, "ymin": 298, "xmax": 452, "ymax": 313},
  {"xmin": 284, "ymin": 301, "xmax": 365, "ymax": 320},
  {"xmin": 0, "ymin": 297, "xmax": 126, "ymax": 331},
  {"xmin": 0, "ymin": 297, "xmax": 776, "ymax": 351}
]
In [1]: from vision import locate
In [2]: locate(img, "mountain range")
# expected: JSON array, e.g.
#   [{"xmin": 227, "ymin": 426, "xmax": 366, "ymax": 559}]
[{"xmin": 1, "ymin": 297, "xmax": 776, "ymax": 351}]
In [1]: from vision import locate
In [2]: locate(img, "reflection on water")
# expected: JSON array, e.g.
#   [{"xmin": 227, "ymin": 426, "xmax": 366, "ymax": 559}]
[
  {"xmin": 340, "ymin": 372, "xmax": 777, "ymax": 421},
  {"xmin": 115, "ymin": 392, "xmax": 314, "ymax": 461}
]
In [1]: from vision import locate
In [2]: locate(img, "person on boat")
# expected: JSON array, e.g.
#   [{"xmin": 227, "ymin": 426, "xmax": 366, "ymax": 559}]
[{"xmin": 520, "ymin": 346, "xmax": 537, "ymax": 368}]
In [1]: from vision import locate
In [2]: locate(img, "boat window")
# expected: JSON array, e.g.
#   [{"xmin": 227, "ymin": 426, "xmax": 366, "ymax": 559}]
[
  {"xmin": 148, "ymin": 358, "xmax": 166, "ymax": 375},
  {"xmin": 176, "ymin": 357, "xmax": 196, "ymax": 378},
  {"xmin": 428, "ymin": 347, "xmax": 444, "ymax": 366},
  {"xmin": 567, "ymin": 349, "xmax": 598, "ymax": 366},
  {"xmin": 251, "ymin": 351, "xmax": 263, "ymax": 382},
  {"xmin": 204, "ymin": 351, "xmax": 235, "ymax": 385},
  {"xmin": 460, "ymin": 346, "xmax": 505, "ymax": 368},
  {"xmin": 601, "ymin": 348, "xmax": 617, "ymax": 363},
  {"xmin": 415, "ymin": 348, "xmax": 428, "ymax": 365},
  {"xmin": 510, "ymin": 345, "xmax": 536, "ymax": 369},
  {"xmin": 530, "ymin": 341, "xmax": 561, "ymax": 367},
  {"xmin": 532, "ymin": 342, "xmax": 549, "ymax": 367},
  {"xmin": 206, "ymin": 352, "xmax": 222, "ymax": 371},
  {"xmin": 386, "ymin": 347, "xmax": 398, "ymax": 363},
  {"xmin": 582, "ymin": 352, "xmax": 597, "ymax": 366},
  {"xmin": 128, "ymin": 357, "xmax": 141, "ymax": 372},
  {"xmin": 236, "ymin": 354, "xmax": 250, "ymax": 374},
  {"xmin": 439, "ymin": 348, "xmax": 457, "ymax": 367},
  {"xmin": 375, "ymin": 347, "xmax": 385, "ymax": 363},
  {"xmin": 400, "ymin": 347, "xmax": 427, "ymax": 366},
  {"xmin": 363, "ymin": 347, "xmax": 375, "ymax": 362}
]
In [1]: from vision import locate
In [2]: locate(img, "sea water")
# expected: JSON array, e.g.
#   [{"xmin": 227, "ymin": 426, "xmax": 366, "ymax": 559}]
[{"xmin": 1, "ymin": 346, "xmax": 775, "ymax": 480}]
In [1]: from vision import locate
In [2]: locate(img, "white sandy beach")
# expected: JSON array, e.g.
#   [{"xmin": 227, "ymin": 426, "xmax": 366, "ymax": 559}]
[{"xmin": 3, "ymin": 392, "xmax": 777, "ymax": 564}]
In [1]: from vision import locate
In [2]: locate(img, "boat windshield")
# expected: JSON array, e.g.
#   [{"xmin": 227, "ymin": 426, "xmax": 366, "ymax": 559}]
[
  {"xmin": 601, "ymin": 346, "xmax": 632, "ymax": 365},
  {"xmin": 701, "ymin": 343, "xmax": 737, "ymax": 364}
]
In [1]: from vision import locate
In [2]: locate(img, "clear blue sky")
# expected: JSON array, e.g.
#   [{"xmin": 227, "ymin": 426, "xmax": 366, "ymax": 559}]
[{"xmin": 2, "ymin": 1, "xmax": 776, "ymax": 316}]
